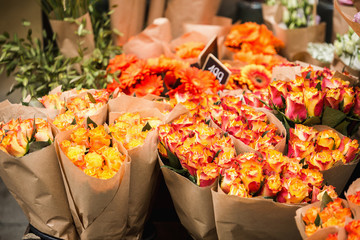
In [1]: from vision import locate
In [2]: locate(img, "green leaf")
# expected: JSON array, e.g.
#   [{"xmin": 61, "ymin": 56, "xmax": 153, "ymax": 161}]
[
  {"xmin": 160, "ymin": 142, "xmax": 182, "ymax": 170},
  {"xmin": 28, "ymin": 141, "xmax": 51, "ymax": 154},
  {"xmin": 214, "ymin": 100, "xmax": 221, "ymax": 106},
  {"xmin": 315, "ymin": 82, "xmax": 322, "ymax": 91},
  {"xmin": 87, "ymin": 117, "xmax": 98, "ymax": 128},
  {"xmin": 205, "ymin": 119, "xmax": 210, "ymax": 125},
  {"xmin": 314, "ymin": 214, "xmax": 322, "ymax": 227},
  {"xmin": 27, "ymin": 97, "xmax": 44, "ymax": 108},
  {"xmin": 320, "ymin": 191, "xmax": 334, "ymax": 211},
  {"xmin": 142, "ymin": 122, "xmax": 152, "ymax": 132},
  {"xmin": 87, "ymin": 92, "xmax": 97, "ymax": 103},
  {"xmin": 22, "ymin": 20, "xmax": 31, "ymax": 27},
  {"xmin": 334, "ymin": 120, "xmax": 350, "ymax": 136},
  {"xmin": 261, "ymin": 130, "xmax": 270, "ymax": 138},
  {"xmin": 71, "ymin": 118, "xmax": 77, "ymax": 125},
  {"xmin": 214, "ymin": 149, "xmax": 222, "ymax": 159},
  {"xmin": 302, "ymin": 116, "xmax": 321, "ymax": 126},
  {"xmin": 322, "ymin": 107, "xmax": 346, "ymax": 128}
]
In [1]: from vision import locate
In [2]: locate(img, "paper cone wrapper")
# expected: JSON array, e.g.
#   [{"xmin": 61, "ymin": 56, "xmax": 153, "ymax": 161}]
[
  {"xmin": 159, "ymin": 156, "xmax": 218, "ymax": 240},
  {"xmin": 332, "ymin": 2, "xmax": 357, "ymax": 41},
  {"xmin": 331, "ymin": 55, "xmax": 360, "ymax": 79},
  {"xmin": 313, "ymin": 125, "xmax": 359, "ymax": 195},
  {"xmin": 123, "ymin": 18, "xmax": 172, "ymax": 59},
  {"xmin": 147, "ymin": 0, "xmax": 166, "ymax": 25},
  {"xmin": 295, "ymin": 199, "xmax": 348, "ymax": 240},
  {"xmin": 0, "ymin": 104, "xmax": 77, "ymax": 239},
  {"xmin": 108, "ymin": 94, "xmax": 172, "ymax": 114},
  {"xmin": 49, "ymin": 13, "xmax": 94, "ymax": 61},
  {"xmin": 109, "ymin": 102, "xmax": 187, "ymax": 239},
  {"xmin": 334, "ymin": 0, "xmax": 360, "ymax": 40},
  {"xmin": 212, "ymin": 186, "xmax": 303, "ymax": 240},
  {"xmin": 55, "ymin": 130, "xmax": 131, "ymax": 239},
  {"xmin": 164, "ymin": 0, "xmax": 221, "ymax": 38},
  {"xmin": 345, "ymin": 178, "xmax": 360, "ymax": 220},
  {"xmin": 110, "ymin": 0, "xmax": 147, "ymax": 45}
]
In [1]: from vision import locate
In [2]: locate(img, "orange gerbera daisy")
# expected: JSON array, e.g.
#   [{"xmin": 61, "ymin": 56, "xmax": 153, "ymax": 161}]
[
  {"xmin": 106, "ymin": 54, "xmax": 138, "ymax": 74},
  {"xmin": 240, "ymin": 64, "xmax": 271, "ymax": 89},
  {"xmin": 127, "ymin": 75, "xmax": 164, "ymax": 97},
  {"xmin": 168, "ymin": 67, "xmax": 223, "ymax": 97},
  {"xmin": 175, "ymin": 41, "xmax": 205, "ymax": 59}
]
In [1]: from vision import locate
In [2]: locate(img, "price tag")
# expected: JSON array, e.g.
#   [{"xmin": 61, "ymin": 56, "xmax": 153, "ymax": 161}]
[
  {"xmin": 202, "ymin": 53, "xmax": 231, "ymax": 85},
  {"xmin": 198, "ymin": 35, "xmax": 218, "ymax": 68}
]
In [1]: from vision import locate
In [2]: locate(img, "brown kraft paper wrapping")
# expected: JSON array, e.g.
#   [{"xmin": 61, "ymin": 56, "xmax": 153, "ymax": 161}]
[
  {"xmin": 313, "ymin": 125, "xmax": 359, "ymax": 195},
  {"xmin": 334, "ymin": 0, "xmax": 360, "ymax": 39},
  {"xmin": 332, "ymin": 1, "xmax": 357, "ymax": 41},
  {"xmin": 109, "ymin": 100, "xmax": 187, "ymax": 239},
  {"xmin": 331, "ymin": 56, "xmax": 360, "ymax": 79},
  {"xmin": 0, "ymin": 104, "xmax": 77, "ymax": 239},
  {"xmin": 212, "ymin": 186, "xmax": 303, "ymax": 240},
  {"xmin": 345, "ymin": 177, "xmax": 360, "ymax": 220},
  {"xmin": 164, "ymin": 0, "xmax": 221, "ymax": 38},
  {"xmin": 55, "ymin": 129, "xmax": 131, "ymax": 239},
  {"xmin": 49, "ymin": 13, "xmax": 94, "ymax": 61},
  {"xmin": 159, "ymin": 156, "xmax": 218, "ymax": 240},
  {"xmin": 295, "ymin": 199, "xmax": 349, "ymax": 240}
]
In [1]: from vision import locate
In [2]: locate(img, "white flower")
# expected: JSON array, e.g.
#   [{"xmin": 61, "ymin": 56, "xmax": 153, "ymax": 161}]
[
  {"xmin": 345, "ymin": 40, "xmax": 356, "ymax": 54},
  {"xmin": 334, "ymin": 40, "xmax": 343, "ymax": 56}
]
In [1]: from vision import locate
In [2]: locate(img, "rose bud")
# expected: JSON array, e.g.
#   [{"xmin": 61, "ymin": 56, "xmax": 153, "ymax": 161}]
[
  {"xmin": 250, "ymin": 134, "xmax": 276, "ymax": 153},
  {"xmin": 353, "ymin": 88, "xmax": 360, "ymax": 118},
  {"xmin": 234, "ymin": 152, "xmax": 260, "ymax": 167},
  {"xmin": 321, "ymin": 77, "xmax": 350, "ymax": 89},
  {"xmin": 269, "ymin": 80, "xmax": 288, "ymax": 109},
  {"xmin": 221, "ymin": 95, "xmax": 242, "ymax": 113},
  {"xmin": 239, "ymin": 160, "xmax": 264, "ymax": 195},
  {"xmin": 197, "ymin": 162, "xmax": 219, "ymax": 187},
  {"xmin": 282, "ymin": 159, "xmax": 303, "ymax": 178},
  {"xmin": 345, "ymin": 220, "xmax": 360, "ymax": 238},
  {"xmin": 318, "ymin": 185, "xmax": 338, "ymax": 200},
  {"xmin": 262, "ymin": 149, "xmax": 288, "ymax": 175},
  {"xmin": 233, "ymin": 128, "xmax": 257, "ymax": 146},
  {"xmin": 285, "ymin": 92, "xmax": 307, "ymax": 123},
  {"xmin": 331, "ymin": 149, "xmax": 346, "ymax": 164},
  {"xmin": 342, "ymin": 87, "xmax": 356, "ymax": 114},
  {"xmin": 0, "ymin": 129, "xmax": 29, "ymax": 157},
  {"xmin": 243, "ymin": 92, "xmax": 264, "ymax": 108},
  {"xmin": 338, "ymin": 137, "xmax": 360, "ymax": 163},
  {"xmin": 324, "ymin": 88, "xmax": 344, "ymax": 110},
  {"xmin": 229, "ymin": 182, "xmax": 250, "ymax": 198},
  {"xmin": 216, "ymin": 146, "xmax": 237, "ymax": 169},
  {"xmin": 241, "ymin": 105, "xmax": 268, "ymax": 123},
  {"xmin": 315, "ymin": 129, "xmax": 341, "ymax": 151},
  {"xmin": 307, "ymin": 151, "xmax": 334, "ymax": 171},
  {"xmin": 290, "ymin": 124, "xmax": 318, "ymax": 142},
  {"xmin": 276, "ymin": 177, "xmax": 311, "ymax": 204},
  {"xmin": 34, "ymin": 119, "xmax": 54, "ymax": 143},
  {"xmin": 288, "ymin": 139, "xmax": 315, "ymax": 159},
  {"xmin": 303, "ymin": 206, "xmax": 320, "ymax": 225},
  {"xmin": 40, "ymin": 93, "xmax": 65, "ymax": 111},
  {"xmin": 288, "ymin": 76, "xmax": 304, "ymax": 92},
  {"xmin": 260, "ymin": 174, "xmax": 282, "ymax": 197},
  {"xmin": 303, "ymin": 87, "xmax": 324, "ymax": 117},
  {"xmin": 220, "ymin": 167, "xmax": 240, "ymax": 194},
  {"xmin": 300, "ymin": 168, "xmax": 324, "ymax": 188}
]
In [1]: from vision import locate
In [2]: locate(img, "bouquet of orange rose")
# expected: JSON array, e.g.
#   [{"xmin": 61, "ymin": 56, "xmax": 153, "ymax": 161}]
[
  {"xmin": 346, "ymin": 177, "xmax": 360, "ymax": 220},
  {"xmin": 244, "ymin": 65, "xmax": 360, "ymax": 138},
  {"xmin": 56, "ymin": 121, "xmax": 131, "ymax": 240},
  {"xmin": 158, "ymin": 114, "xmax": 236, "ymax": 240},
  {"xmin": 107, "ymin": 94, "xmax": 187, "ymax": 239},
  {"xmin": 0, "ymin": 102, "xmax": 77, "ymax": 239},
  {"xmin": 288, "ymin": 124, "xmax": 360, "ymax": 194},
  {"xmin": 209, "ymin": 94, "xmax": 286, "ymax": 155}
]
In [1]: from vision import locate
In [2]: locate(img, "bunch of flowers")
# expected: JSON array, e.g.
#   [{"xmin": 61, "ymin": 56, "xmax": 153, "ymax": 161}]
[
  {"xmin": 0, "ymin": 118, "xmax": 53, "ymax": 157},
  {"xmin": 281, "ymin": 0, "xmax": 316, "ymax": 29},
  {"xmin": 220, "ymin": 150, "xmax": 338, "ymax": 204},
  {"xmin": 348, "ymin": 190, "xmax": 360, "ymax": 205},
  {"xmin": 245, "ymin": 65, "xmax": 360, "ymax": 136},
  {"xmin": 175, "ymin": 41, "xmax": 205, "ymax": 60},
  {"xmin": 225, "ymin": 64, "xmax": 272, "ymax": 91},
  {"xmin": 225, "ymin": 22, "xmax": 285, "ymax": 69},
  {"xmin": 158, "ymin": 115, "xmax": 236, "ymax": 187},
  {"xmin": 334, "ymin": 27, "xmax": 360, "ymax": 71},
  {"xmin": 109, "ymin": 112, "xmax": 162, "ymax": 150},
  {"xmin": 210, "ymin": 95, "xmax": 284, "ymax": 152},
  {"xmin": 303, "ymin": 198, "xmax": 352, "ymax": 236},
  {"xmin": 50, "ymin": 89, "xmax": 109, "ymax": 131},
  {"xmin": 288, "ymin": 124, "xmax": 360, "ymax": 171},
  {"xmin": 60, "ymin": 125, "xmax": 126, "ymax": 179}
]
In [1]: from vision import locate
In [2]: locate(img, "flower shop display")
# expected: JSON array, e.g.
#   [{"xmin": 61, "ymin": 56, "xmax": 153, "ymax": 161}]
[{"xmin": 0, "ymin": 102, "xmax": 77, "ymax": 239}]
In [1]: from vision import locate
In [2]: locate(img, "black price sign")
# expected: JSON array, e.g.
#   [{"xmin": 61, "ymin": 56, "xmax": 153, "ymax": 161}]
[
  {"xmin": 198, "ymin": 35, "xmax": 218, "ymax": 68},
  {"xmin": 202, "ymin": 53, "xmax": 231, "ymax": 85}
]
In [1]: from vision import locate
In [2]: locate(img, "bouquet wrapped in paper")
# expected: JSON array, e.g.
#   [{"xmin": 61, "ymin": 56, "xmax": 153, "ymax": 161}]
[
  {"xmin": 56, "ymin": 122, "xmax": 131, "ymax": 239},
  {"xmin": 108, "ymin": 94, "xmax": 187, "ymax": 239},
  {"xmin": 345, "ymin": 178, "xmax": 360, "ymax": 220},
  {"xmin": 0, "ymin": 102, "xmax": 77, "ymax": 239}
]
